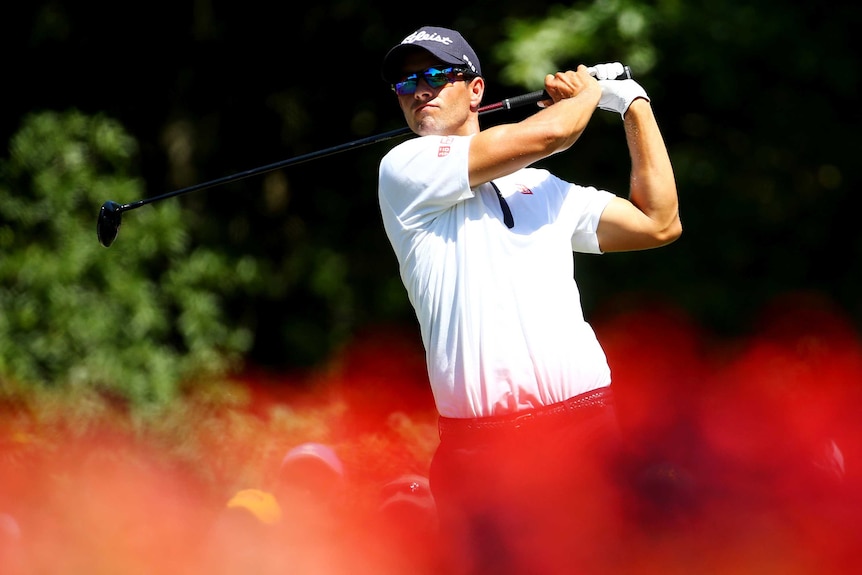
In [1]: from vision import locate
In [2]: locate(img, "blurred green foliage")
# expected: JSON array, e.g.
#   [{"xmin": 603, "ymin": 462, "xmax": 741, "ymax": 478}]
[
  {"xmin": 496, "ymin": 0, "xmax": 663, "ymax": 87},
  {"xmin": 0, "ymin": 111, "xmax": 260, "ymax": 409}
]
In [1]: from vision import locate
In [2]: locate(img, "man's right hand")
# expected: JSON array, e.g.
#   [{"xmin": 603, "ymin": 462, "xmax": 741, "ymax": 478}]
[{"xmin": 539, "ymin": 66, "xmax": 600, "ymax": 107}]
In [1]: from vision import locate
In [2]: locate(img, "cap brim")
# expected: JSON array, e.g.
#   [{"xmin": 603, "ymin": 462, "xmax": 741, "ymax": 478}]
[{"xmin": 381, "ymin": 44, "xmax": 465, "ymax": 83}]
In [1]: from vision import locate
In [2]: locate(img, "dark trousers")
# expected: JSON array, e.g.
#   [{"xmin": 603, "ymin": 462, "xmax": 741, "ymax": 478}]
[{"xmin": 430, "ymin": 386, "xmax": 627, "ymax": 575}]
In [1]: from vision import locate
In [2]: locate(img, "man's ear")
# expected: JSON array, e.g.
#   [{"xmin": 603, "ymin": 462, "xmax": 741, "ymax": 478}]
[{"xmin": 469, "ymin": 77, "xmax": 485, "ymax": 111}]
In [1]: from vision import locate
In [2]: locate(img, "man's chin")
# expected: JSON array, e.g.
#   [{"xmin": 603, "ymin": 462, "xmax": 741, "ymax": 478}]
[{"xmin": 412, "ymin": 121, "xmax": 443, "ymax": 137}]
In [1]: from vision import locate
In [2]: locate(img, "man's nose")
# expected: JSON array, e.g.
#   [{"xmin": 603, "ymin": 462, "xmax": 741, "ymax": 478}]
[{"xmin": 413, "ymin": 77, "xmax": 435, "ymax": 97}]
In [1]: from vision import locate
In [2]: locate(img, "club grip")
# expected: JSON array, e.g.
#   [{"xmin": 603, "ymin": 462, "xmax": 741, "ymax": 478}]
[
  {"xmin": 478, "ymin": 65, "xmax": 634, "ymax": 115},
  {"xmin": 498, "ymin": 90, "xmax": 548, "ymax": 110}
]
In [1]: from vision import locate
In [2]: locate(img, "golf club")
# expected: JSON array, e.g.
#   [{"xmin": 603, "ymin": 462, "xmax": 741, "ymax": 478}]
[{"xmin": 97, "ymin": 65, "xmax": 632, "ymax": 247}]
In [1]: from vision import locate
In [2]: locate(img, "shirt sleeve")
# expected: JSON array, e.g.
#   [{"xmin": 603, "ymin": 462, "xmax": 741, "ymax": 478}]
[
  {"xmin": 569, "ymin": 186, "xmax": 615, "ymax": 254},
  {"xmin": 378, "ymin": 134, "xmax": 474, "ymax": 231}
]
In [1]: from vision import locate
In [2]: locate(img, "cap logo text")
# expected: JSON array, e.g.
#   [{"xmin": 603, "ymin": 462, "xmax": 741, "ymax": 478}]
[{"xmin": 401, "ymin": 30, "xmax": 453, "ymax": 46}]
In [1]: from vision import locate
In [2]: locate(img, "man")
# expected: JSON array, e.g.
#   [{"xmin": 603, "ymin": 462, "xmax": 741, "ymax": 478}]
[{"xmin": 377, "ymin": 25, "xmax": 680, "ymax": 574}]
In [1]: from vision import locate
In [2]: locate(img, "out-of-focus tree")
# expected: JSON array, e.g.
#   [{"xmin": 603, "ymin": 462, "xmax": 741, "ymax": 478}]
[{"xmin": 0, "ymin": 111, "xmax": 261, "ymax": 410}]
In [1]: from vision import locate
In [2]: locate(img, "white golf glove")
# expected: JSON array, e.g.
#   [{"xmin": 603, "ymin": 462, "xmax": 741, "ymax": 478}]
[{"xmin": 592, "ymin": 62, "xmax": 649, "ymax": 119}]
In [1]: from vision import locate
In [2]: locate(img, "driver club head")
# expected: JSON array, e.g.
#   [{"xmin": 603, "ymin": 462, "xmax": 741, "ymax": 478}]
[{"xmin": 97, "ymin": 201, "xmax": 123, "ymax": 247}]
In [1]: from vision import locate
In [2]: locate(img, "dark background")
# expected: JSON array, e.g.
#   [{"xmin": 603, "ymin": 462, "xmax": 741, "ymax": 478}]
[{"xmin": 4, "ymin": 1, "xmax": 860, "ymax": 367}]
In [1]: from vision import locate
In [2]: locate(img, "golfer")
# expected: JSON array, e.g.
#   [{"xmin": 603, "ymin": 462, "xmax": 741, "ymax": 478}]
[{"xmin": 377, "ymin": 25, "xmax": 681, "ymax": 574}]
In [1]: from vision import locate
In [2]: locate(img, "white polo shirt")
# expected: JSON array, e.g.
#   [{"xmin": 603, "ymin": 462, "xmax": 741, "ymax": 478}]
[{"xmin": 378, "ymin": 134, "xmax": 614, "ymax": 418}]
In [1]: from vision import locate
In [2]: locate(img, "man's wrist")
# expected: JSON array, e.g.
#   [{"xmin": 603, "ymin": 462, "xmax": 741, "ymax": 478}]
[{"xmin": 623, "ymin": 97, "xmax": 650, "ymax": 119}]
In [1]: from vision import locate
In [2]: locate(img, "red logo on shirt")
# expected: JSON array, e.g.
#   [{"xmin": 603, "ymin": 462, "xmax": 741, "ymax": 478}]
[
  {"xmin": 438, "ymin": 137, "xmax": 454, "ymax": 157},
  {"xmin": 517, "ymin": 184, "xmax": 533, "ymax": 195}
]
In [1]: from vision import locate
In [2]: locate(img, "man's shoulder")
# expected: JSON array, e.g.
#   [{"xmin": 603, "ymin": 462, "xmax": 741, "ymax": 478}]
[{"xmin": 381, "ymin": 134, "xmax": 472, "ymax": 171}]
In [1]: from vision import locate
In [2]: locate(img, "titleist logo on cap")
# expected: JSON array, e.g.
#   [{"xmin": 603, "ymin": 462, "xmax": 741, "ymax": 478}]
[
  {"xmin": 401, "ymin": 30, "xmax": 454, "ymax": 46},
  {"xmin": 398, "ymin": 29, "xmax": 479, "ymax": 75},
  {"xmin": 380, "ymin": 26, "xmax": 482, "ymax": 81}
]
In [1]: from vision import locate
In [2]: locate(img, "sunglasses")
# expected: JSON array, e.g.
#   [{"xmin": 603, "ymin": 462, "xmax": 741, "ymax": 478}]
[{"xmin": 392, "ymin": 66, "xmax": 474, "ymax": 96}]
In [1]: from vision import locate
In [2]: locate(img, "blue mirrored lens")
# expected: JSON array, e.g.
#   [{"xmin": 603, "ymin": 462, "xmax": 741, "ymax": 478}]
[
  {"xmin": 424, "ymin": 68, "xmax": 453, "ymax": 87},
  {"xmin": 393, "ymin": 67, "xmax": 460, "ymax": 95},
  {"xmin": 394, "ymin": 75, "xmax": 419, "ymax": 95}
]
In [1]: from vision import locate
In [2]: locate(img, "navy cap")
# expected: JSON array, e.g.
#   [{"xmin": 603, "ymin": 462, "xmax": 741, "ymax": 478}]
[{"xmin": 382, "ymin": 26, "xmax": 482, "ymax": 83}]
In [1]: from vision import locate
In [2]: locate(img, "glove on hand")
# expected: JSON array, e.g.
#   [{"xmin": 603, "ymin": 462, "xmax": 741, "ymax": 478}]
[
  {"xmin": 593, "ymin": 62, "xmax": 649, "ymax": 119},
  {"xmin": 591, "ymin": 62, "xmax": 626, "ymax": 81}
]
